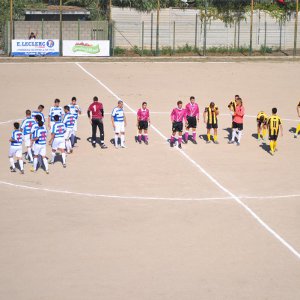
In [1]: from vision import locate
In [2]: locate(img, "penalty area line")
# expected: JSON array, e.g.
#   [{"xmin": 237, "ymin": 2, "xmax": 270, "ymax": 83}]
[{"xmin": 75, "ymin": 61, "xmax": 300, "ymax": 261}]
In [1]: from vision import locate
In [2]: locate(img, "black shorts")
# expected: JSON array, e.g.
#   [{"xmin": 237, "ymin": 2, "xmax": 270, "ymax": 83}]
[
  {"xmin": 232, "ymin": 122, "xmax": 243, "ymax": 131},
  {"xmin": 186, "ymin": 116, "xmax": 197, "ymax": 129},
  {"xmin": 269, "ymin": 135, "xmax": 278, "ymax": 141},
  {"xmin": 172, "ymin": 121, "xmax": 183, "ymax": 133},
  {"xmin": 138, "ymin": 120, "xmax": 148, "ymax": 130},
  {"xmin": 257, "ymin": 119, "xmax": 267, "ymax": 127},
  {"xmin": 207, "ymin": 123, "xmax": 218, "ymax": 129}
]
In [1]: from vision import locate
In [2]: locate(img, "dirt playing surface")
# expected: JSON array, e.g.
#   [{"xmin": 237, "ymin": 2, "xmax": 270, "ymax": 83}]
[{"xmin": 0, "ymin": 61, "xmax": 299, "ymax": 300}]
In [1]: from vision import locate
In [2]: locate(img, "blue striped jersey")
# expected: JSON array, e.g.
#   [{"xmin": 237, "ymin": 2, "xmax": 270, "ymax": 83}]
[
  {"xmin": 31, "ymin": 123, "xmax": 39, "ymax": 139},
  {"xmin": 49, "ymin": 106, "xmax": 64, "ymax": 122},
  {"xmin": 63, "ymin": 113, "xmax": 76, "ymax": 129},
  {"xmin": 68, "ymin": 104, "xmax": 81, "ymax": 120},
  {"xmin": 31, "ymin": 111, "xmax": 45, "ymax": 123},
  {"xmin": 112, "ymin": 107, "xmax": 124, "ymax": 122},
  {"xmin": 35, "ymin": 126, "xmax": 48, "ymax": 145},
  {"xmin": 21, "ymin": 117, "xmax": 36, "ymax": 135},
  {"xmin": 51, "ymin": 122, "xmax": 66, "ymax": 138},
  {"xmin": 11, "ymin": 130, "xmax": 23, "ymax": 146}
]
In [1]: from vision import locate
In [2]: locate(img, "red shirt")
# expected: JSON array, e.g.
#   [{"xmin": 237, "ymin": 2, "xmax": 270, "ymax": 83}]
[
  {"xmin": 233, "ymin": 105, "xmax": 245, "ymax": 124},
  {"xmin": 88, "ymin": 102, "xmax": 103, "ymax": 119}
]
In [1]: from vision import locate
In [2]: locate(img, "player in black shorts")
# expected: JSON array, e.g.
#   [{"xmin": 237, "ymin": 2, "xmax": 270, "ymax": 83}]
[
  {"xmin": 137, "ymin": 102, "xmax": 150, "ymax": 145},
  {"xmin": 203, "ymin": 102, "xmax": 219, "ymax": 144},
  {"xmin": 170, "ymin": 101, "xmax": 186, "ymax": 149}
]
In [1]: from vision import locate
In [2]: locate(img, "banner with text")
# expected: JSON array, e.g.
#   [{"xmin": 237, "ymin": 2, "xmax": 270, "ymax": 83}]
[
  {"xmin": 12, "ymin": 40, "xmax": 59, "ymax": 56},
  {"xmin": 63, "ymin": 40, "xmax": 110, "ymax": 57}
]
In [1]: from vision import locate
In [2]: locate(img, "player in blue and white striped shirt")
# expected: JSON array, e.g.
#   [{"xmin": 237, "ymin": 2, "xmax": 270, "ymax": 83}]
[
  {"xmin": 48, "ymin": 99, "xmax": 64, "ymax": 130},
  {"xmin": 20, "ymin": 110, "xmax": 35, "ymax": 163},
  {"xmin": 63, "ymin": 105, "xmax": 76, "ymax": 154},
  {"xmin": 32, "ymin": 121, "xmax": 49, "ymax": 174},
  {"xmin": 9, "ymin": 122, "xmax": 24, "ymax": 173},
  {"xmin": 111, "ymin": 100, "xmax": 127, "ymax": 148},
  {"xmin": 68, "ymin": 97, "xmax": 81, "ymax": 146},
  {"xmin": 31, "ymin": 105, "xmax": 45, "ymax": 123},
  {"xmin": 48, "ymin": 115, "xmax": 67, "ymax": 168}
]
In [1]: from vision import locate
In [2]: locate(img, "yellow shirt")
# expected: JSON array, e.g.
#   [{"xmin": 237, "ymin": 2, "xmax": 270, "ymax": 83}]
[
  {"xmin": 205, "ymin": 106, "xmax": 218, "ymax": 124},
  {"xmin": 267, "ymin": 115, "xmax": 282, "ymax": 136},
  {"xmin": 257, "ymin": 111, "xmax": 268, "ymax": 123}
]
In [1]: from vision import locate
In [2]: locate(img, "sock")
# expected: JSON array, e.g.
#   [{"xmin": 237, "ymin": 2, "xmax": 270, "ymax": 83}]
[
  {"xmin": 19, "ymin": 159, "xmax": 24, "ymax": 171},
  {"xmin": 207, "ymin": 134, "xmax": 211, "ymax": 141},
  {"xmin": 178, "ymin": 137, "xmax": 182, "ymax": 145},
  {"xmin": 43, "ymin": 157, "xmax": 49, "ymax": 171},
  {"xmin": 274, "ymin": 141, "xmax": 277, "ymax": 150},
  {"xmin": 170, "ymin": 136, "xmax": 175, "ymax": 143},
  {"xmin": 257, "ymin": 130, "xmax": 261, "ymax": 139},
  {"xmin": 115, "ymin": 134, "xmax": 119, "ymax": 146},
  {"xmin": 237, "ymin": 130, "xmax": 242, "ymax": 143},
  {"xmin": 66, "ymin": 140, "xmax": 72, "ymax": 152},
  {"xmin": 192, "ymin": 132, "xmax": 196, "ymax": 140},
  {"xmin": 27, "ymin": 148, "xmax": 33, "ymax": 161},
  {"xmin": 231, "ymin": 129, "xmax": 237, "ymax": 142},
  {"xmin": 144, "ymin": 134, "xmax": 148, "ymax": 141},
  {"xmin": 214, "ymin": 135, "xmax": 218, "ymax": 141},
  {"xmin": 262, "ymin": 128, "xmax": 267, "ymax": 138},
  {"xmin": 33, "ymin": 157, "xmax": 38, "ymax": 171},
  {"xmin": 121, "ymin": 135, "xmax": 125, "ymax": 146},
  {"xmin": 270, "ymin": 141, "xmax": 274, "ymax": 152},
  {"xmin": 9, "ymin": 157, "xmax": 15, "ymax": 169},
  {"xmin": 296, "ymin": 124, "xmax": 300, "ymax": 135},
  {"xmin": 184, "ymin": 132, "xmax": 189, "ymax": 141},
  {"xmin": 138, "ymin": 134, "xmax": 142, "ymax": 142},
  {"xmin": 51, "ymin": 152, "xmax": 56, "ymax": 163},
  {"xmin": 62, "ymin": 153, "xmax": 66, "ymax": 164}
]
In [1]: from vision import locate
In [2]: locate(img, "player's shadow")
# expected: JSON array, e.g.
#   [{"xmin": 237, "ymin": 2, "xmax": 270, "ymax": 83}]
[
  {"xmin": 52, "ymin": 153, "xmax": 64, "ymax": 165},
  {"xmin": 72, "ymin": 136, "xmax": 80, "ymax": 147},
  {"xmin": 198, "ymin": 134, "xmax": 208, "ymax": 142},
  {"xmin": 87, "ymin": 137, "xmax": 103, "ymax": 146},
  {"xmin": 110, "ymin": 137, "xmax": 121, "ymax": 146},
  {"xmin": 259, "ymin": 142, "xmax": 271, "ymax": 155},
  {"xmin": 223, "ymin": 128, "xmax": 231, "ymax": 140},
  {"xmin": 289, "ymin": 127, "xmax": 296, "ymax": 134},
  {"xmin": 252, "ymin": 133, "xmax": 259, "ymax": 140}
]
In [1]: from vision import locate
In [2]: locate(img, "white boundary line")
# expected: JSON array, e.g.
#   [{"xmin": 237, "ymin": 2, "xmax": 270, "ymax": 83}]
[{"xmin": 75, "ymin": 62, "xmax": 300, "ymax": 260}]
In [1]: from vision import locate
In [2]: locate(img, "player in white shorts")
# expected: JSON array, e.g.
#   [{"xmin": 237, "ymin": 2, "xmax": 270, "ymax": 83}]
[
  {"xmin": 68, "ymin": 96, "xmax": 81, "ymax": 146},
  {"xmin": 48, "ymin": 115, "xmax": 67, "ymax": 168},
  {"xmin": 9, "ymin": 122, "xmax": 24, "ymax": 174},
  {"xmin": 31, "ymin": 105, "xmax": 45, "ymax": 123},
  {"xmin": 63, "ymin": 105, "xmax": 76, "ymax": 154},
  {"xmin": 48, "ymin": 99, "xmax": 64, "ymax": 131},
  {"xmin": 111, "ymin": 100, "xmax": 127, "ymax": 148},
  {"xmin": 20, "ymin": 109, "xmax": 35, "ymax": 163},
  {"xmin": 31, "ymin": 120, "xmax": 49, "ymax": 174}
]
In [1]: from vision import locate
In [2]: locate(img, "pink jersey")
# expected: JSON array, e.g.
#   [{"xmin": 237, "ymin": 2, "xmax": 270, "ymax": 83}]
[
  {"xmin": 233, "ymin": 105, "xmax": 245, "ymax": 124},
  {"xmin": 185, "ymin": 102, "xmax": 199, "ymax": 118},
  {"xmin": 171, "ymin": 108, "xmax": 186, "ymax": 122},
  {"xmin": 137, "ymin": 108, "xmax": 150, "ymax": 121}
]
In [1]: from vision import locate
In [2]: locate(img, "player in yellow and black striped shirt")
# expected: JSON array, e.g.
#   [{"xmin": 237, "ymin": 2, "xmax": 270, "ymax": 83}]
[
  {"xmin": 203, "ymin": 102, "xmax": 219, "ymax": 144},
  {"xmin": 256, "ymin": 111, "xmax": 268, "ymax": 141},
  {"xmin": 267, "ymin": 108, "xmax": 283, "ymax": 156},
  {"xmin": 295, "ymin": 101, "xmax": 300, "ymax": 138}
]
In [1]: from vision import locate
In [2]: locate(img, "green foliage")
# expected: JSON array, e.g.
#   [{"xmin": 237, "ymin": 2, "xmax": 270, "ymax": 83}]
[
  {"xmin": 161, "ymin": 46, "xmax": 173, "ymax": 55},
  {"xmin": 259, "ymin": 45, "xmax": 273, "ymax": 54},
  {"xmin": 113, "ymin": 46, "xmax": 126, "ymax": 55}
]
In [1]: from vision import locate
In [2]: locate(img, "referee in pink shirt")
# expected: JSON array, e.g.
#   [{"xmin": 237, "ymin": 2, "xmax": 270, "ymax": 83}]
[{"xmin": 228, "ymin": 97, "xmax": 244, "ymax": 146}]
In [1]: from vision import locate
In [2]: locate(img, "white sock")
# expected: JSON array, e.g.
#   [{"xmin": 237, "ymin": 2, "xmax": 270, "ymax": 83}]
[
  {"xmin": 9, "ymin": 157, "xmax": 15, "ymax": 169},
  {"xmin": 51, "ymin": 152, "xmax": 56, "ymax": 162},
  {"xmin": 62, "ymin": 153, "xmax": 66, "ymax": 164},
  {"xmin": 33, "ymin": 157, "xmax": 38, "ymax": 171},
  {"xmin": 231, "ymin": 129, "xmax": 237, "ymax": 142},
  {"xmin": 238, "ymin": 130, "xmax": 243, "ymax": 143},
  {"xmin": 43, "ymin": 158, "xmax": 49, "ymax": 171},
  {"xmin": 115, "ymin": 134, "xmax": 119, "ymax": 146},
  {"xmin": 27, "ymin": 148, "xmax": 33, "ymax": 161},
  {"xmin": 66, "ymin": 140, "xmax": 72, "ymax": 152},
  {"xmin": 19, "ymin": 159, "xmax": 24, "ymax": 170},
  {"xmin": 121, "ymin": 134, "xmax": 125, "ymax": 146}
]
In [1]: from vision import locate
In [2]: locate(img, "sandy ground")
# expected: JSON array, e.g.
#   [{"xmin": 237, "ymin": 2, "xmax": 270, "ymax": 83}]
[{"xmin": 0, "ymin": 61, "xmax": 299, "ymax": 300}]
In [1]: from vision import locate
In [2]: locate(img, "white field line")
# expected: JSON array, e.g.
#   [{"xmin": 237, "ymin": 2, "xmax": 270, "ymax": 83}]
[{"xmin": 75, "ymin": 62, "xmax": 300, "ymax": 260}]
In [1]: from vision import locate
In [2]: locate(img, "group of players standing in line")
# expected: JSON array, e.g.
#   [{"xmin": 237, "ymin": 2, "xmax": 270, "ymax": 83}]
[{"xmin": 8, "ymin": 95, "xmax": 300, "ymax": 174}]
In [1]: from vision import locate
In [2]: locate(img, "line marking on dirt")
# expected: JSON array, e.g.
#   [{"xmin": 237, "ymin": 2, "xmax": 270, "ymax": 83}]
[{"xmin": 75, "ymin": 61, "xmax": 300, "ymax": 260}]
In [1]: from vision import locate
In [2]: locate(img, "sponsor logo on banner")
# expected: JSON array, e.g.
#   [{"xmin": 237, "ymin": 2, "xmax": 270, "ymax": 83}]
[
  {"xmin": 72, "ymin": 42, "xmax": 100, "ymax": 54},
  {"xmin": 63, "ymin": 40, "xmax": 110, "ymax": 57}
]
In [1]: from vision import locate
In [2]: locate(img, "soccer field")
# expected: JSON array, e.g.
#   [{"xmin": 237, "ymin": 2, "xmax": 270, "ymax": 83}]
[{"xmin": 0, "ymin": 60, "xmax": 299, "ymax": 300}]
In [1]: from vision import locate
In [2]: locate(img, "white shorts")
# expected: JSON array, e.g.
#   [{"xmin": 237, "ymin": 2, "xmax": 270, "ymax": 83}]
[
  {"xmin": 24, "ymin": 134, "xmax": 31, "ymax": 147},
  {"xmin": 64, "ymin": 128, "xmax": 74, "ymax": 140},
  {"xmin": 52, "ymin": 137, "xmax": 65, "ymax": 150},
  {"xmin": 9, "ymin": 146, "xmax": 22, "ymax": 158},
  {"xmin": 73, "ymin": 120, "xmax": 78, "ymax": 132},
  {"xmin": 114, "ymin": 122, "xmax": 125, "ymax": 134},
  {"xmin": 33, "ymin": 144, "xmax": 46, "ymax": 157},
  {"xmin": 49, "ymin": 121, "xmax": 55, "ymax": 132}
]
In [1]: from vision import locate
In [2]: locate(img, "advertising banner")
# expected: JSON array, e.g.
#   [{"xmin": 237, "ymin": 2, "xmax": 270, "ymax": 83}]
[
  {"xmin": 63, "ymin": 40, "xmax": 110, "ymax": 57},
  {"xmin": 12, "ymin": 40, "xmax": 59, "ymax": 57}
]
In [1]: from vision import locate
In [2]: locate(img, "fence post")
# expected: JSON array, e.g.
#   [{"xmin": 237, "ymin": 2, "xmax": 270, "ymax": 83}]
[
  {"xmin": 264, "ymin": 11, "xmax": 267, "ymax": 48},
  {"xmin": 195, "ymin": 14, "xmax": 198, "ymax": 49},
  {"xmin": 173, "ymin": 21, "xmax": 176, "ymax": 54},
  {"xmin": 249, "ymin": 0, "xmax": 254, "ymax": 55},
  {"xmin": 156, "ymin": 0, "xmax": 160, "ymax": 56},
  {"xmin": 141, "ymin": 21, "xmax": 144, "ymax": 55},
  {"xmin": 279, "ymin": 19, "xmax": 282, "ymax": 51},
  {"xmin": 293, "ymin": 0, "xmax": 299, "ymax": 56},
  {"xmin": 151, "ymin": 13, "xmax": 153, "ymax": 52},
  {"xmin": 238, "ymin": 19, "xmax": 240, "ymax": 49},
  {"xmin": 203, "ymin": 0, "xmax": 207, "ymax": 56},
  {"xmin": 41, "ymin": 18, "xmax": 44, "ymax": 39},
  {"xmin": 78, "ymin": 19, "xmax": 80, "ymax": 40}
]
